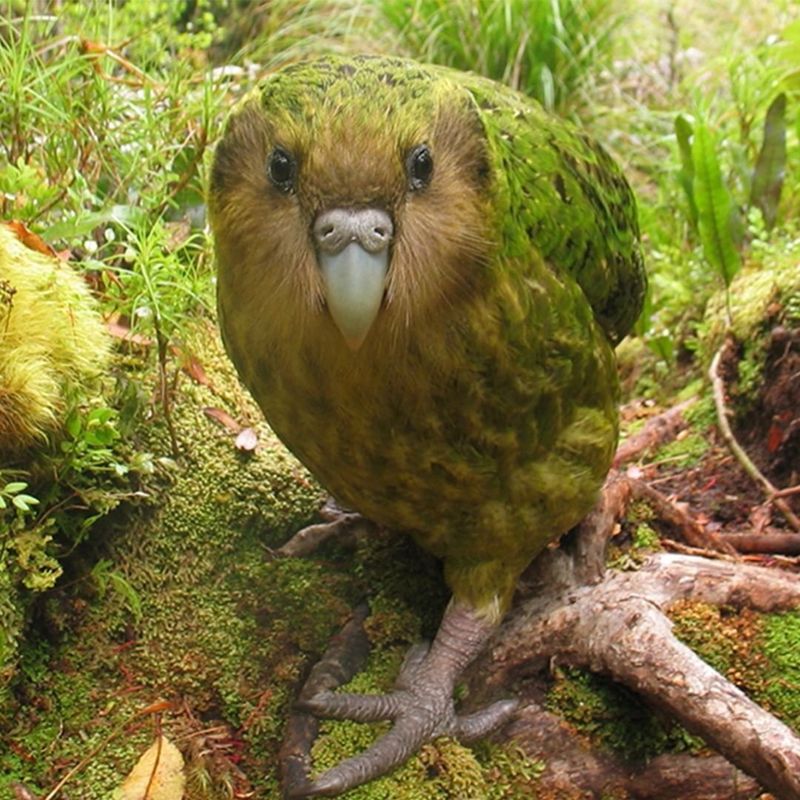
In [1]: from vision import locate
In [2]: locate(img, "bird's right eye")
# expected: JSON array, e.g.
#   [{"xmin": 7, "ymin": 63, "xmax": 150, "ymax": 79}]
[{"xmin": 267, "ymin": 148, "xmax": 296, "ymax": 193}]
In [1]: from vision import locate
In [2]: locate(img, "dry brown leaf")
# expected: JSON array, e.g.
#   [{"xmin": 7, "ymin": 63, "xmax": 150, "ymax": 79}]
[
  {"xmin": 113, "ymin": 736, "xmax": 185, "ymax": 800},
  {"xmin": 203, "ymin": 406, "xmax": 242, "ymax": 433},
  {"xmin": 105, "ymin": 318, "xmax": 154, "ymax": 347},
  {"xmin": 172, "ymin": 346, "xmax": 211, "ymax": 387},
  {"xmin": 2, "ymin": 220, "xmax": 58, "ymax": 258}
]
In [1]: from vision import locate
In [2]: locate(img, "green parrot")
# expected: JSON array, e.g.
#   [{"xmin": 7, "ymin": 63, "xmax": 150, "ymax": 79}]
[{"xmin": 209, "ymin": 54, "xmax": 645, "ymax": 796}]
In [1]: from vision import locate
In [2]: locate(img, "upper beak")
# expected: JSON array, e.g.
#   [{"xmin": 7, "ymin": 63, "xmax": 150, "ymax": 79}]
[{"xmin": 313, "ymin": 208, "xmax": 393, "ymax": 350}]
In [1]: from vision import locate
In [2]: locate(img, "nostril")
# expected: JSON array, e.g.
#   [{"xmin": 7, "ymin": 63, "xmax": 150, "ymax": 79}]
[
  {"xmin": 373, "ymin": 226, "xmax": 387, "ymax": 238},
  {"xmin": 321, "ymin": 225, "xmax": 335, "ymax": 238}
]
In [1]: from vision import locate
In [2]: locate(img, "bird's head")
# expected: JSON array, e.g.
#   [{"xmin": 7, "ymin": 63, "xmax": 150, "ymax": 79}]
[{"xmin": 209, "ymin": 55, "xmax": 496, "ymax": 354}]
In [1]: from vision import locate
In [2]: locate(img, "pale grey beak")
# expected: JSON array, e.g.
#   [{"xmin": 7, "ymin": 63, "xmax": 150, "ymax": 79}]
[{"xmin": 313, "ymin": 208, "xmax": 392, "ymax": 350}]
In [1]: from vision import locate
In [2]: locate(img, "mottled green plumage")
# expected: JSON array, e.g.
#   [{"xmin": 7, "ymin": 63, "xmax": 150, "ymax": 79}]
[{"xmin": 210, "ymin": 54, "xmax": 645, "ymax": 618}]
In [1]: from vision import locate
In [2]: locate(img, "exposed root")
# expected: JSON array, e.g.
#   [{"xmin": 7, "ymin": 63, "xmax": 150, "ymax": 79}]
[
  {"xmin": 279, "ymin": 604, "xmax": 371, "ymax": 799},
  {"xmin": 478, "ymin": 516, "xmax": 800, "ymax": 799},
  {"xmin": 710, "ymin": 339, "xmax": 800, "ymax": 531},
  {"xmin": 504, "ymin": 704, "xmax": 760, "ymax": 799},
  {"xmin": 613, "ymin": 398, "xmax": 696, "ymax": 468}
]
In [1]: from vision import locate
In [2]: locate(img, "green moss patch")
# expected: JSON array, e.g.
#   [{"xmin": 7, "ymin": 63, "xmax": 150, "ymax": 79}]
[{"xmin": 545, "ymin": 666, "xmax": 702, "ymax": 761}]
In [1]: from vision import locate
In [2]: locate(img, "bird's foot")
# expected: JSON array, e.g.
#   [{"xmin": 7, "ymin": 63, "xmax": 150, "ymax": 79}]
[
  {"xmin": 289, "ymin": 602, "xmax": 518, "ymax": 797},
  {"xmin": 276, "ymin": 498, "xmax": 379, "ymax": 558}
]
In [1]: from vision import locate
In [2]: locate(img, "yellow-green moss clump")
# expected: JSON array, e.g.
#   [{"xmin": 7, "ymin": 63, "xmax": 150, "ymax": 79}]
[
  {"xmin": 704, "ymin": 252, "xmax": 800, "ymax": 355},
  {"xmin": 0, "ymin": 224, "xmax": 110, "ymax": 457},
  {"xmin": 0, "ymin": 224, "xmax": 112, "ymax": 718}
]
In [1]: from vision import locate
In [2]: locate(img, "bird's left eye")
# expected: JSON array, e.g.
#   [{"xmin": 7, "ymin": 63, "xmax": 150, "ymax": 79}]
[
  {"xmin": 407, "ymin": 145, "xmax": 433, "ymax": 190},
  {"xmin": 267, "ymin": 147, "xmax": 296, "ymax": 193}
]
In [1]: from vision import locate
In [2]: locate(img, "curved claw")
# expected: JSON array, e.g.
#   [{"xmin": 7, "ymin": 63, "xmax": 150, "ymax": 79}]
[{"xmin": 286, "ymin": 602, "xmax": 506, "ymax": 798}]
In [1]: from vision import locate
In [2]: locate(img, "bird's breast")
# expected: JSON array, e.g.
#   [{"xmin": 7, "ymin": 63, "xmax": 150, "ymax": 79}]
[{"xmin": 233, "ymin": 285, "xmax": 619, "ymax": 569}]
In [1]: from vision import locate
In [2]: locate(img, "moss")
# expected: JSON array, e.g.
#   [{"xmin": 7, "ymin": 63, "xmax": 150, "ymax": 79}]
[
  {"xmin": 702, "ymin": 253, "xmax": 800, "ymax": 410},
  {"xmin": 544, "ymin": 666, "xmax": 702, "ymax": 760},
  {"xmin": 704, "ymin": 256, "xmax": 800, "ymax": 352},
  {"xmin": 683, "ymin": 393, "xmax": 716, "ymax": 429},
  {"xmin": 669, "ymin": 600, "xmax": 800, "ymax": 732},
  {"xmin": 651, "ymin": 430, "xmax": 708, "ymax": 468},
  {"xmin": 759, "ymin": 611, "xmax": 800, "ymax": 729}
]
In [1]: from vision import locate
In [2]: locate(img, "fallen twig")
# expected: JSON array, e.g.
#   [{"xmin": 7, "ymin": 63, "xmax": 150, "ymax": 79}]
[
  {"xmin": 723, "ymin": 531, "xmax": 800, "ymax": 555},
  {"xmin": 629, "ymin": 478, "xmax": 739, "ymax": 556}
]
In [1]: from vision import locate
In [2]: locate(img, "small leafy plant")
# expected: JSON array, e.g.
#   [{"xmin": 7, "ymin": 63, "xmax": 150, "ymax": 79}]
[{"xmin": 675, "ymin": 92, "xmax": 787, "ymax": 296}]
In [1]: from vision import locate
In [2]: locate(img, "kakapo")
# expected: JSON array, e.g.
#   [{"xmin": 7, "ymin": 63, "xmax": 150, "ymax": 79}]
[{"xmin": 209, "ymin": 54, "xmax": 645, "ymax": 796}]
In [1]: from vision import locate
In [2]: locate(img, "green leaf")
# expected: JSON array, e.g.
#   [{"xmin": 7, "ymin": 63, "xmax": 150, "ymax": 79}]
[
  {"xmin": 692, "ymin": 123, "xmax": 741, "ymax": 287},
  {"xmin": 65, "ymin": 410, "xmax": 82, "ymax": 439},
  {"xmin": 674, "ymin": 115, "xmax": 698, "ymax": 228},
  {"xmin": 4, "ymin": 482, "xmax": 28, "ymax": 494},
  {"xmin": 750, "ymin": 93, "xmax": 787, "ymax": 230}
]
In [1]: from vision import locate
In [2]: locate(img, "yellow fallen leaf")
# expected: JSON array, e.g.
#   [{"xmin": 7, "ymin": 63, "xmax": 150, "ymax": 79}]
[{"xmin": 113, "ymin": 736, "xmax": 185, "ymax": 800}]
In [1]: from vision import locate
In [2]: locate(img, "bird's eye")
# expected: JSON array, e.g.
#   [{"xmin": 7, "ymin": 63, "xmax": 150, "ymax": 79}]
[
  {"xmin": 407, "ymin": 145, "xmax": 433, "ymax": 190},
  {"xmin": 267, "ymin": 147, "xmax": 296, "ymax": 193}
]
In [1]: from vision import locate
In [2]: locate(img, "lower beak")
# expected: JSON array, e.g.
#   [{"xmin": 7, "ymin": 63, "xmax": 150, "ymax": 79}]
[{"xmin": 319, "ymin": 241, "xmax": 388, "ymax": 350}]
